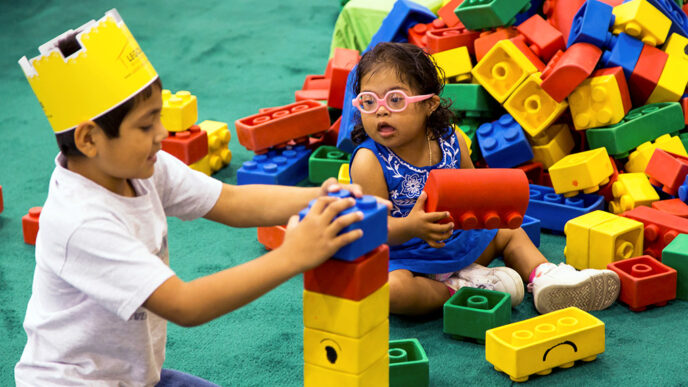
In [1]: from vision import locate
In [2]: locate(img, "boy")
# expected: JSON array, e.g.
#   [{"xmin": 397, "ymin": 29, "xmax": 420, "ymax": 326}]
[{"xmin": 15, "ymin": 9, "xmax": 378, "ymax": 386}]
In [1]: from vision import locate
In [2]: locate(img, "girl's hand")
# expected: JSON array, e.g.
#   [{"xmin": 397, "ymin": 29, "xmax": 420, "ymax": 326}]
[
  {"xmin": 319, "ymin": 177, "xmax": 393, "ymax": 211},
  {"xmin": 280, "ymin": 196, "xmax": 364, "ymax": 272},
  {"xmin": 407, "ymin": 191, "xmax": 454, "ymax": 248}
]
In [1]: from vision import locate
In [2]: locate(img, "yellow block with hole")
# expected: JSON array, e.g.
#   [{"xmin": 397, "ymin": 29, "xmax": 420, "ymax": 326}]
[
  {"xmin": 564, "ymin": 210, "xmax": 644, "ymax": 270},
  {"xmin": 646, "ymin": 53, "xmax": 688, "ymax": 103},
  {"xmin": 304, "ymin": 354, "xmax": 388, "ymax": 387},
  {"xmin": 624, "ymin": 134, "xmax": 687, "ymax": 173},
  {"xmin": 549, "ymin": 148, "xmax": 613, "ymax": 197},
  {"xmin": 338, "ymin": 163, "xmax": 351, "ymax": 184},
  {"xmin": 611, "ymin": 0, "xmax": 670, "ymax": 46},
  {"xmin": 161, "ymin": 89, "xmax": 198, "ymax": 132},
  {"xmin": 432, "ymin": 46, "xmax": 472, "ymax": 82},
  {"xmin": 568, "ymin": 72, "xmax": 627, "ymax": 130},
  {"xmin": 199, "ymin": 120, "xmax": 232, "ymax": 174},
  {"xmin": 530, "ymin": 123, "xmax": 575, "ymax": 169},
  {"xmin": 504, "ymin": 72, "xmax": 568, "ymax": 138},
  {"xmin": 471, "ymin": 39, "xmax": 539, "ymax": 103},
  {"xmin": 609, "ymin": 173, "xmax": 660, "ymax": 214},
  {"xmin": 486, "ymin": 307, "xmax": 605, "ymax": 383},
  {"xmin": 303, "ymin": 319, "xmax": 388, "ymax": 374}
]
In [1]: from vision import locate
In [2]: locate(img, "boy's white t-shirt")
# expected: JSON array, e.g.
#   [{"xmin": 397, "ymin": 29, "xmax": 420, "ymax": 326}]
[{"xmin": 15, "ymin": 151, "xmax": 223, "ymax": 386}]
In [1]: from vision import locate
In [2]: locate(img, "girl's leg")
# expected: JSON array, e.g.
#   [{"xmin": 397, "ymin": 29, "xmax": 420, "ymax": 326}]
[
  {"xmin": 474, "ymin": 228, "xmax": 548, "ymax": 282},
  {"xmin": 388, "ymin": 269, "xmax": 451, "ymax": 316}
]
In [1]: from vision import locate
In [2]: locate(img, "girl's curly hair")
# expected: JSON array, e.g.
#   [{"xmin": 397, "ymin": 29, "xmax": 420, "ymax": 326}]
[{"xmin": 350, "ymin": 42, "xmax": 455, "ymax": 145}]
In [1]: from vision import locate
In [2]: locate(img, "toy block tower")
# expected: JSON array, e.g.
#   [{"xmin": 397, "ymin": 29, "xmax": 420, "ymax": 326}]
[
  {"xmin": 160, "ymin": 89, "xmax": 209, "ymax": 173},
  {"xmin": 301, "ymin": 190, "xmax": 389, "ymax": 387}
]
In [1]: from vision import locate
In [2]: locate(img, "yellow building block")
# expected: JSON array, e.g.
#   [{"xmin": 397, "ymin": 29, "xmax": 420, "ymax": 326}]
[
  {"xmin": 454, "ymin": 124, "xmax": 472, "ymax": 156},
  {"xmin": 662, "ymin": 33, "xmax": 688, "ymax": 61},
  {"xmin": 304, "ymin": 354, "xmax": 388, "ymax": 387},
  {"xmin": 471, "ymin": 39, "xmax": 539, "ymax": 103},
  {"xmin": 303, "ymin": 283, "xmax": 389, "ymax": 338},
  {"xmin": 611, "ymin": 0, "xmax": 670, "ymax": 46},
  {"xmin": 303, "ymin": 319, "xmax": 388, "ymax": 374},
  {"xmin": 504, "ymin": 72, "xmax": 569, "ymax": 138},
  {"xmin": 549, "ymin": 148, "xmax": 613, "ymax": 197},
  {"xmin": 161, "ymin": 89, "xmax": 198, "ymax": 132},
  {"xmin": 338, "ymin": 163, "xmax": 351, "ymax": 184},
  {"xmin": 189, "ymin": 154, "xmax": 211, "ymax": 176},
  {"xmin": 486, "ymin": 307, "xmax": 605, "ymax": 383},
  {"xmin": 646, "ymin": 53, "xmax": 688, "ymax": 103},
  {"xmin": 530, "ymin": 123, "xmax": 574, "ymax": 169},
  {"xmin": 564, "ymin": 210, "xmax": 643, "ymax": 270},
  {"xmin": 568, "ymin": 73, "xmax": 627, "ymax": 130},
  {"xmin": 432, "ymin": 46, "xmax": 472, "ymax": 82},
  {"xmin": 624, "ymin": 134, "xmax": 687, "ymax": 173},
  {"xmin": 198, "ymin": 120, "xmax": 232, "ymax": 174},
  {"xmin": 609, "ymin": 173, "xmax": 660, "ymax": 214}
]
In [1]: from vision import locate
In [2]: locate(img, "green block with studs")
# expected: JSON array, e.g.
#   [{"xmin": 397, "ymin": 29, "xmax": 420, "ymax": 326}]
[
  {"xmin": 662, "ymin": 233, "xmax": 688, "ymax": 300},
  {"xmin": 441, "ymin": 83, "xmax": 501, "ymax": 118},
  {"xmin": 389, "ymin": 338, "xmax": 429, "ymax": 387},
  {"xmin": 308, "ymin": 145, "xmax": 351, "ymax": 184},
  {"xmin": 443, "ymin": 287, "xmax": 511, "ymax": 343},
  {"xmin": 454, "ymin": 0, "xmax": 531, "ymax": 30}
]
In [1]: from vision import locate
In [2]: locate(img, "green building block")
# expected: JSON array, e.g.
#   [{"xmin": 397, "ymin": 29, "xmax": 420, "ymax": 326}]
[
  {"xmin": 441, "ymin": 83, "xmax": 501, "ymax": 118},
  {"xmin": 443, "ymin": 287, "xmax": 511, "ymax": 343},
  {"xmin": 679, "ymin": 131, "xmax": 688, "ymax": 152},
  {"xmin": 456, "ymin": 117, "xmax": 482, "ymax": 162},
  {"xmin": 586, "ymin": 103, "xmax": 684, "ymax": 159},
  {"xmin": 389, "ymin": 338, "xmax": 429, "ymax": 387},
  {"xmin": 454, "ymin": 0, "xmax": 531, "ymax": 30},
  {"xmin": 308, "ymin": 145, "xmax": 351, "ymax": 184},
  {"xmin": 662, "ymin": 233, "xmax": 688, "ymax": 300}
]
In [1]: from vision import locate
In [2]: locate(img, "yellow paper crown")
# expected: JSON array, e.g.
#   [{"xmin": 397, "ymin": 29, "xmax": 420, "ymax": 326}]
[{"xmin": 18, "ymin": 9, "xmax": 158, "ymax": 134}]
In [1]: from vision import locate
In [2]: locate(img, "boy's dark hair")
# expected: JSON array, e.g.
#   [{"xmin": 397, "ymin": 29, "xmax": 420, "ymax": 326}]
[
  {"xmin": 53, "ymin": 32, "xmax": 163, "ymax": 157},
  {"xmin": 350, "ymin": 42, "xmax": 455, "ymax": 145}
]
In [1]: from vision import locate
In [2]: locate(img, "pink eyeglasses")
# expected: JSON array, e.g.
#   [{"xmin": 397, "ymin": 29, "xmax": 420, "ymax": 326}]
[{"xmin": 352, "ymin": 90, "xmax": 434, "ymax": 114}]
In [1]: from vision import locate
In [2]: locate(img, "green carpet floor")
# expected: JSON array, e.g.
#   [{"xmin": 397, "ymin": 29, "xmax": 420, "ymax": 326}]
[{"xmin": 1, "ymin": 1, "xmax": 687, "ymax": 385}]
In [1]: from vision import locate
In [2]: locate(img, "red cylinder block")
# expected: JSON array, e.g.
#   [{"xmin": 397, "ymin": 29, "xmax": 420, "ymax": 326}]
[{"xmin": 423, "ymin": 168, "xmax": 529, "ymax": 230}]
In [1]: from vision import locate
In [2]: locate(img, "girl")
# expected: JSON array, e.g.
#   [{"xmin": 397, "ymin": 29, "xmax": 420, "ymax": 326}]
[{"xmin": 349, "ymin": 42, "xmax": 620, "ymax": 316}]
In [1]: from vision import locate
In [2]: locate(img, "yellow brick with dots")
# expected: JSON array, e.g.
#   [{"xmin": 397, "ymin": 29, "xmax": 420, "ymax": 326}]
[
  {"xmin": 612, "ymin": 0, "xmax": 670, "ymax": 46},
  {"xmin": 568, "ymin": 72, "xmax": 627, "ymax": 130},
  {"xmin": 161, "ymin": 89, "xmax": 198, "ymax": 132},
  {"xmin": 198, "ymin": 120, "xmax": 232, "ymax": 173},
  {"xmin": 609, "ymin": 173, "xmax": 659, "ymax": 214},
  {"xmin": 549, "ymin": 148, "xmax": 613, "ymax": 197},
  {"xmin": 504, "ymin": 72, "xmax": 568, "ymax": 138},
  {"xmin": 624, "ymin": 134, "xmax": 687, "ymax": 173}
]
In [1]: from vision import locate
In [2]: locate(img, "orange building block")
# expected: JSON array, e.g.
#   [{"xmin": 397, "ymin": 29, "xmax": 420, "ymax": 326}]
[
  {"xmin": 295, "ymin": 74, "xmax": 330, "ymax": 102},
  {"xmin": 473, "ymin": 27, "xmax": 520, "ymax": 63},
  {"xmin": 426, "ymin": 25, "xmax": 480, "ymax": 55},
  {"xmin": 652, "ymin": 198, "xmax": 688, "ymax": 219},
  {"xmin": 540, "ymin": 43, "xmax": 602, "ymax": 102},
  {"xmin": 161, "ymin": 125, "xmax": 209, "ymax": 165},
  {"xmin": 22, "ymin": 207, "xmax": 41, "ymax": 245},
  {"xmin": 621, "ymin": 206, "xmax": 688, "ymax": 259},
  {"xmin": 326, "ymin": 48, "xmax": 360, "ymax": 109},
  {"xmin": 628, "ymin": 44, "xmax": 668, "ymax": 106},
  {"xmin": 645, "ymin": 149, "xmax": 688, "ymax": 196},
  {"xmin": 257, "ymin": 225, "xmax": 287, "ymax": 251},
  {"xmin": 607, "ymin": 255, "xmax": 677, "ymax": 312},
  {"xmin": 515, "ymin": 14, "xmax": 565, "ymax": 62},
  {"xmin": 437, "ymin": 0, "xmax": 464, "ymax": 27}
]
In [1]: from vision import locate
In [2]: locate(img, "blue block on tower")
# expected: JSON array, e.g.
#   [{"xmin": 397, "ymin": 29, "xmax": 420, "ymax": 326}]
[
  {"xmin": 237, "ymin": 146, "xmax": 311, "ymax": 185},
  {"xmin": 366, "ymin": 0, "xmax": 436, "ymax": 52},
  {"xmin": 476, "ymin": 114, "xmax": 534, "ymax": 168},
  {"xmin": 336, "ymin": 66, "xmax": 358, "ymax": 154},
  {"xmin": 567, "ymin": 0, "xmax": 615, "ymax": 48},
  {"xmin": 299, "ymin": 190, "xmax": 388, "ymax": 261},
  {"xmin": 601, "ymin": 33, "xmax": 643, "ymax": 79}
]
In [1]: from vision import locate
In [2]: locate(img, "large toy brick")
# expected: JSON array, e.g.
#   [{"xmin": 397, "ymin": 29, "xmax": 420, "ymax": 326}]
[
  {"xmin": 549, "ymin": 148, "xmax": 613, "ymax": 197},
  {"xmin": 423, "ymin": 168, "xmax": 529, "ymax": 230},
  {"xmin": 471, "ymin": 39, "xmax": 539, "ymax": 103},
  {"xmin": 516, "ymin": 14, "xmax": 565, "ymax": 62},
  {"xmin": 189, "ymin": 154, "xmax": 211, "ymax": 176},
  {"xmin": 235, "ymin": 100, "xmax": 330, "ymax": 153},
  {"xmin": 624, "ymin": 134, "xmax": 687, "ymax": 173},
  {"xmin": 540, "ymin": 43, "xmax": 602, "ymax": 102},
  {"xmin": 509, "ymin": 35, "xmax": 547, "ymax": 72},
  {"xmin": 644, "ymin": 0, "xmax": 688, "ymax": 38},
  {"xmin": 564, "ymin": 210, "xmax": 644, "ymax": 269},
  {"xmin": 198, "ymin": 120, "xmax": 232, "ymax": 174},
  {"xmin": 161, "ymin": 125, "xmax": 208, "ymax": 165},
  {"xmin": 22, "ymin": 207, "xmax": 41, "ymax": 245},
  {"xmin": 441, "ymin": 83, "xmax": 500, "ymax": 118},
  {"xmin": 646, "ymin": 54, "xmax": 688, "ymax": 104},
  {"xmin": 443, "ymin": 287, "xmax": 511, "ymax": 343},
  {"xmin": 526, "ymin": 184, "xmax": 605, "ymax": 232},
  {"xmin": 389, "ymin": 339, "xmax": 429, "ymax": 387},
  {"xmin": 645, "ymin": 148, "xmax": 688, "ymax": 195},
  {"xmin": 308, "ymin": 145, "xmax": 351, "ymax": 184},
  {"xmin": 304, "ymin": 353, "xmax": 388, "ymax": 387},
  {"xmin": 408, "ymin": 19, "xmax": 447, "ymax": 49},
  {"xmin": 600, "ymin": 33, "xmax": 644, "ymax": 79},
  {"xmin": 161, "ymin": 90, "xmax": 198, "ymax": 132},
  {"xmin": 586, "ymin": 102, "xmax": 684, "ymax": 159},
  {"xmin": 454, "ymin": 0, "xmax": 531, "ymax": 30},
  {"xmin": 476, "ymin": 114, "xmax": 534, "ymax": 168},
  {"xmin": 437, "ymin": 0, "xmax": 464, "ymax": 27},
  {"xmin": 504, "ymin": 72, "xmax": 569, "ymax": 138},
  {"xmin": 473, "ymin": 27, "xmax": 520, "ymax": 63},
  {"xmin": 569, "ymin": 67, "xmax": 631, "ymax": 131},
  {"xmin": 530, "ymin": 122, "xmax": 575, "ymax": 169},
  {"xmin": 327, "ymin": 48, "xmax": 360, "ymax": 110},
  {"xmin": 628, "ymin": 44, "xmax": 668, "ymax": 106},
  {"xmin": 336, "ymin": 67, "xmax": 358, "ymax": 153},
  {"xmin": 295, "ymin": 74, "xmax": 330, "ymax": 102},
  {"xmin": 486, "ymin": 307, "xmax": 605, "ymax": 383},
  {"xmin": 304, "ymin": 244, "xmax": 388, "ymax": 301},
  {"xmin": 652, "ymin": 198, "xmax": 688, "ymax": 218},
  {"xmin": 431, "ymin": 46, "xmax": 472, "ymax": 82},
  {"xmin": 0, "ymin": 185, "xmax": 3, "ymax": 214},
  {"xmin": 661, "ymin": 233, "xmax": 688, "ymax": 300},
  {"xmin": 521, "ymin": 215, "xmax": 541, "ymax": 247},
  {"xmin": 597, "ymin": 156, "xmax": 621, "ymax": 202},
  {"xmin": 567, "ymin": 0, "xmax": 616, "ymax": 47},
  {"xmin": 607, "ymin": 255, "xmax": 677, "ymax": 311},
  {"xmin": 426, "ymin": 25, "xmax": 480, "ymax": 55},
  {"xmin": 662, "ymin": 33, "xmax": 688, "ymax": 60},
  {"xmin": 621, "ymin": 205, "xmax": 688, "ymax": 258},
  {"xmin": 609, "ymin": 173, "xmax": 660, "ymax": 213},
  {"xmin": 612, "ymin": 0, "xmax": 671, "ymax": 46},
  {"xmin": 303, "ymin": 319, "xmax": 388, "ymax": 374},
  {"xmin": 338, "ymin": 163, "xmax": 350, "ymax": 184},
  {"xmin": 367, "ymin": 0, "xmax": 436, "ymax": 50},
  {"xmin": 299, "ymin": 190, "xmax": 387, "ymax": 261},
  {"xmin": 257, "ymin": 225, "xmax": 286, "ymax": 251},
  {"xmin": 237, "ymin": 146, "xmax": 311, "ymax": 185}
]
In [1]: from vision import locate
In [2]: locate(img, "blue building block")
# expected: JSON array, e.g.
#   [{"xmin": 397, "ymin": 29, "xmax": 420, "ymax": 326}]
[
  {"xmin": 679, "ymin": 175, "xmax": 688, "ymax": 203},
  {"xmin": 521, "ymin": 214, "xmax": 541, "ymax": 247},
  {"xmin": 514, "ymin": 0, "xmax": 545, "ymax": 26},
  {"xmin": 366, "ymin": 0, "xmax": 436, "ymax": 52},
  {"xmin": 526, "ymin": 184, "xmax": 605, "ymax": 232},
  {"xmin": 336, "ymin": 66, "xmax": 358, "ymax": 153},
  {"xmin": 476, "ymin": 114, "xmax": 534, "ymax": 168},
  {"xmin": 567, "ymin": 0, "xmax": 615, "ymax": 48},
  {"xmin": 299, "ymin": 190, "xmax": 387, "ymax": 261},
  {"xmin": 636, "ymin": 0, "xmax": 688, "ymax": 39},
  {"xmin": 237, "ymin": 146, "xmax": 311, "ymax": 185},
  {"xmin": 443, "ymin": 287, "xmax": 511, "ymax": 343},
  {"xmin": 600, "ymin": 33, "xmax": 644, "ymax": 79}
]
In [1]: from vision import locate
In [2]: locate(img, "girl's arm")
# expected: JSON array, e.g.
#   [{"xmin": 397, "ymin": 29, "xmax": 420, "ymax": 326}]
[{"xmin": 457, "ymin": 132, "xmax": 475, "ymax": 169}]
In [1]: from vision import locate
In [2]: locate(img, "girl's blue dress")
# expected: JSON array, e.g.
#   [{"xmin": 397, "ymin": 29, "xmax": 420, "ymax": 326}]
[{"xmin": 350, "ymin": 130, "xmax": 497, "ymax": 274}]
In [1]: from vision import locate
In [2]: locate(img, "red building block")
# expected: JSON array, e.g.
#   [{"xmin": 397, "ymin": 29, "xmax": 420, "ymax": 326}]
[
  {"xmin": 407, "ymin": 19, "xmax": 445, "ymax": 49},
  {"xmin": 607, "ymin": 255, "xmax": 677, "ymax": 312},
  {"xmin": 257, "ymin": 225, "xmax": 287, "ymax": 251},
  {"xmin": 628, "ymin": 45, "xmax": 667, "ymax": 107},
  {"xmin": 621, "ymin": 206, "xmax": 688, "ymax": 259},
  {"xmin": 594, "ymin": 66, "xmax": 632, "ymax": 113},
  {"xmin": 161, "ymin": 125, "xmax": 208, "ymax": 165},
  {"xmin": 437, "ymin": 0, "xmax": 464, "ymax": 27},
  {"xmin": 597, "ymin": 156, "xmax": 621, "ymax": 203},
  {"xmin": 22, "ymin": 207, "xmax": 41, "ymax": 245},
  {"xmin": 652, "ymin": 198, "xmax": 688, "ymax": 218},
  {"xmin": 326, "ymin": 47, "xmax": 360, "ymax": 110},
  {"xmin": 474, "ymin": 27, "xmax": 520, "ymax": 63},
  {"xmin": 295, "ymin": 74, "xmax": 330, "ymax": 102},
  {"xmin": 540, "ymin": 43, "xmax": 602, "ymax": 102},
  {"xmin": 682, "ymin": 97, "xmax": 688, "ymax": 126},
  {"xmin": 516, "ymin": 14, "xmax": 565, "ymax": 62},
  {"xmin": 509, "ymin": 35, "xmax": 547, "ymax": 72},
  {"xmin": 235, "ymin": 100, "xmax": 331, "ymax": 153},
  {"xmin": 516, "ymin": 161, "xmax": 544, "ymax": 185},
  {"xmin": 0, "ymin": 185, "xmax": 3, "ymax": 214},
  {"xmin": 304, "ymin": 244, "xmax": 389, "ymax": 301},
  {"xmin": 645, "ymin": 149, "xmax": 688, "ymax": 196},
  {"xmin": 424, "ymin": 168, "xmax": 529, "ymax": 230},
  {"xmin": 426, "ymin": 25, "xmax": 480, "ymax": 55}
]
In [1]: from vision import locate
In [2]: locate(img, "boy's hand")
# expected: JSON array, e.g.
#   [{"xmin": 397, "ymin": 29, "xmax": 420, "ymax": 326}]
[
  {"xmin": 280, "ymin": 196, "xmax": 364, "ymax": 272},
  {"xmin": 319, "ymin": 177, "xmax": 393, "ymax": 210},
  {"xmin": 407, "ymin": 191, "xmax": 453, "ymax": 248}
]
